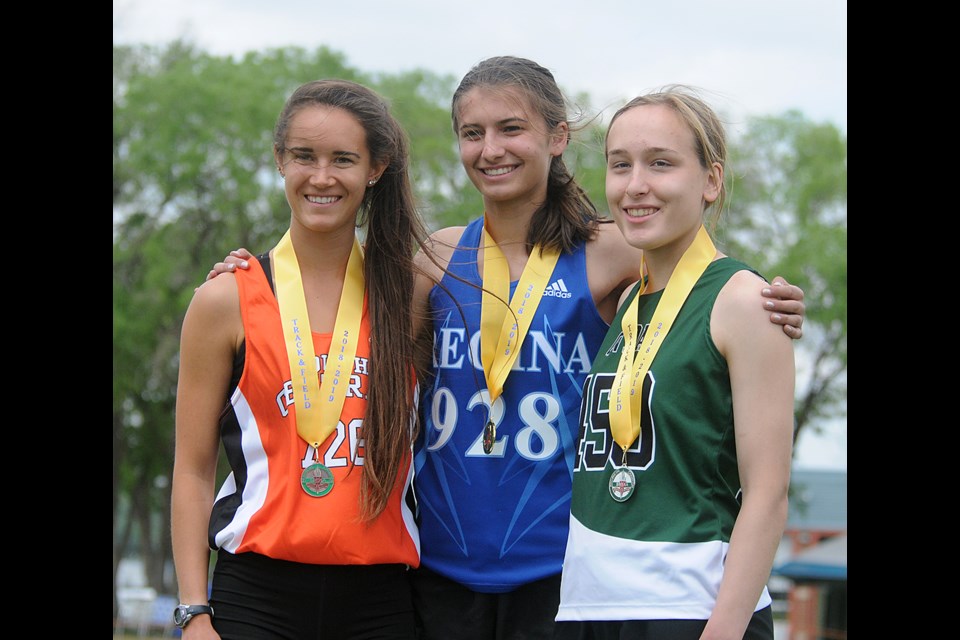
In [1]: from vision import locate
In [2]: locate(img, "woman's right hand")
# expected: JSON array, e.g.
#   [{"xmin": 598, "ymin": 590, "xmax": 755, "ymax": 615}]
[
  {"xmin": 204, "ymin": 248, "xmax": 255, "ymax": 282},
  {"xmin": 181, "ymin": 613, "xmax": 221, "ymax": 640}
]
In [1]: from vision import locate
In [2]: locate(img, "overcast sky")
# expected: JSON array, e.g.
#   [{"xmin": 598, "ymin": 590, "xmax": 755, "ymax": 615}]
[
  {"xmin": 113, "ymin": 0, "xmax": 846, "ymax": 134},
  {"xmin": 113, "ymin": 0, "xmax": 847, "ymax": 470}
]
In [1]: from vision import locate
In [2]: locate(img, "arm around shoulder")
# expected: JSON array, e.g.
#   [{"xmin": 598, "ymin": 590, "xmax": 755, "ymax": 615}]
[{"xmin": 586, "ymin": 223, "xmax": 645, "ymax": 323}]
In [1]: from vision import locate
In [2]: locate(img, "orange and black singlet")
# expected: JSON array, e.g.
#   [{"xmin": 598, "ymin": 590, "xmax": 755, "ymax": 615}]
[{"xmin": 208, "ymin": 257, "xmax": 420, "ymax": 567}]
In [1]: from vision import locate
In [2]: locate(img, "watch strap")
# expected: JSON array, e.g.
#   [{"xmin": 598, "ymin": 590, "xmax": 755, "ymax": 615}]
[{"xmin": 173, "ymin": 603, "xmax": 214, "ymax": 628}]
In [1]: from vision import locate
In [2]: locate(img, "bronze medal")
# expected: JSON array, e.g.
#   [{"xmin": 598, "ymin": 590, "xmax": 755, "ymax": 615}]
[
  {"xmin": 483, "ymin": 420, "xmax": 496, "ymax": 454},
  {"xmin": 301, "ymin": 462, "xmax": 335, "ymax": 497},
  {"xmin": 609, "ymin": 466, "xmax": 635, "ymax": 503}
]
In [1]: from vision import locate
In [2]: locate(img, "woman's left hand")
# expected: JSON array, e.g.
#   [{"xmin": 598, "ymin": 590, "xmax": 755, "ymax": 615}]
[{"xmin": 763, "ymin": 276, "xmax": 805, "ymax": 339}]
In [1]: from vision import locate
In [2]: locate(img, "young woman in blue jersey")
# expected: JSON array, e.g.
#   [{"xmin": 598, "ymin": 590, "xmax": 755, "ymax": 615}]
[
  {"xmin": 553, "ymin": 86, "xmax": 795, "ymax": 640},
  {"xmin": 207, "ymin": 57, "xmax": 806, "ymax": 640}
]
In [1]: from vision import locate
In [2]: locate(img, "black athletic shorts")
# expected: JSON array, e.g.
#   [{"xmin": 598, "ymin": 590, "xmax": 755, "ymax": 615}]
[
  {"xmin": 210, "ymin": 550, "xmax": 416, "ymax": 640},
  {"xmin": 409, "ymin": 564, "xmax": 561, "ymax": 640},
  {"xmin": 553, "ymin": 605, "xmax": 775, "ymax": 640}
]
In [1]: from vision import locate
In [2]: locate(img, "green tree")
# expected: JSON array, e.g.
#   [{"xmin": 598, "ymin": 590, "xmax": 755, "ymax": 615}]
[
  {"xmin": 371, "ymin": 69, "xmax": 467, "ymax": 228},
  {"xmin": 721, "ymin": 111, "xmax": 847, "ymax": 445}
]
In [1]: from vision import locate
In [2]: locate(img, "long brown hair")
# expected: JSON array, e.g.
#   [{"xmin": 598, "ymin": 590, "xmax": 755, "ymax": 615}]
[{"xmin": 274, "ymin": 79, "xmax": 429, "ymax": 521}]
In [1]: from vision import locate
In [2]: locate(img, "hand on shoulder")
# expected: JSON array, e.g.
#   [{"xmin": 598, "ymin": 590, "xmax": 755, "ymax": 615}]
[
  {"xmin": 762, "ymin": 275, "xmax": 805, "ymax": 339},
  {"xmin": 200, "ymin": 248, "xmax": 255, "ymax": 287}
]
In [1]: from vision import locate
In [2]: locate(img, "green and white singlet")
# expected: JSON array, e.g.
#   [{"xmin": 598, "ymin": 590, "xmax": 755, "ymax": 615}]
[{"xmin": 556, "ymin": 257, "xmax": 772, "ymax": 621}]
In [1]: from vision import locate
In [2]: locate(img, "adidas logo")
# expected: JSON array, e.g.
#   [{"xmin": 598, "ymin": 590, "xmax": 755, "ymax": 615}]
[{"xmin": 543, "ymin": 278, "xmax": 572, "ymax": 299}]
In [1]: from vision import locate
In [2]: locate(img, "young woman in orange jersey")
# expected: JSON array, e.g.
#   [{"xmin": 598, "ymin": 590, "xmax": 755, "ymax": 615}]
[{"xmin": 171, "ymin": 79, "xmax": 431, "ymax": 639}]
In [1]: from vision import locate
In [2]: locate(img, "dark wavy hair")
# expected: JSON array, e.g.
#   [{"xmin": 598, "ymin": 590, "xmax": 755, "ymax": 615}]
[
  {"xmin": 451, "ymin": 56, "xmax": 602, "ymax": 255},
  {"xmin": 274, "ymin": 79, "xmax": 429, "ymax": 521}
]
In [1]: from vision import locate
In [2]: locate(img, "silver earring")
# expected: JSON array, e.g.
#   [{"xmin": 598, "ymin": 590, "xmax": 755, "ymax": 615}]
[{"xmin": 367, "ymin": 179, "xmax": 376, "ymax": 186}]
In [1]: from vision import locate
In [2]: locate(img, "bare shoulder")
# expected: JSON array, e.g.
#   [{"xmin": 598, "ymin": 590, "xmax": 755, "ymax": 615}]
[
  {"xmin": 585, "ymin": 221, "xmax": 644, "ymax": 322},
  {"xmin": 184, "ymin": 271, "xmax": 242, "ymax": 342},
  {"xmin": 416, "ymin": 225, "xmax": 466, "ymax": 277},
  {"xmin": 712, "ymin": 269, "xmax": 789, "ymax": 351},
  {"xmin": 429, "ymin": 226, "xmax": 467, "ymax": 260},
  {"xmin": 587, "ymin": 222, "xmax": 643, "ymax": 271},
  {"xmin": 192, "ymin": 269, "xmax": 240, "ymax": 308},
  {"xmin": 591, "ymin": 220, "xmax": 631, "ymax": 248},
  {"xmin": 715, "ymin": 269, "xmax": 769, "ymax": 317},
  {"xmin": 413, "ymin": 225, "xmax": 467, "ymax": 315}
]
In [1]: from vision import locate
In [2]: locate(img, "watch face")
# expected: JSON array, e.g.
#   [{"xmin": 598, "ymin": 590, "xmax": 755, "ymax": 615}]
[{"xmin": 173, "ymin": 606, "xmax": 186, "ymax": 626}]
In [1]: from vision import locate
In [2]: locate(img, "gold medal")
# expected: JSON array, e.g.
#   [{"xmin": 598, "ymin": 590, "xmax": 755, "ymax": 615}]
[
  {"xmin": 301, "ymin": 462, "xmax": 335, "ymax": 497},
  {"xmin": 609, "ymin": 466, "xmax": 635, "ymax": 502},
  {"xmin": 483, "ymin": 420, "xmax": 496, "ymax": 454}
]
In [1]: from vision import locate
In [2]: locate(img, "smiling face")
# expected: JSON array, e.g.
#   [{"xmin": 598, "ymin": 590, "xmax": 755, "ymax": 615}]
[
  {"xmin": 276, "ymin": 105, "xmax": 384, "ymax": 235},
  {"xmin": 605, "ymin": 104, "xmax": 721, "ymax": 259},
  {"xmin": 454, "ymin": 87, "xmax": 567, "ymax": 213}
]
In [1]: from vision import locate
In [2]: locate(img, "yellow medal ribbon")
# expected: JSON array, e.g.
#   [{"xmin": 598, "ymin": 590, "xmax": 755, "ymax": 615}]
[
  {"xmin": 273, "ymin": 229, "xmax": 365, "ymax": 449},
  {"xmin": 480, "ymin": 220, "xmax": 560, "ymax": 443},
  {"xmin": 609, "ymin": 225, "xmax": 717, "ymax": 459}
]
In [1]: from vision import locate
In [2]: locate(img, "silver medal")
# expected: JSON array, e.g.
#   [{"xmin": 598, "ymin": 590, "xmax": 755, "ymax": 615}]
[{"xmin": 609, "ymin": 466, "xmax": 636, "ymax": 502}]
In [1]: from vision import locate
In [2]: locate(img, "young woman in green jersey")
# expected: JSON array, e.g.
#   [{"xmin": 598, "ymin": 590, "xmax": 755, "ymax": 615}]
[{"xmin": 554, "ymin": 86, "xmax": 795, "ymax": 640}]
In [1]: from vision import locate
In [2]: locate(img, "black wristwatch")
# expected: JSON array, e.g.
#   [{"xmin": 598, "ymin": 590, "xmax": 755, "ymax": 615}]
[{"xmin": 173, "ymin": 603, "xmax": 214, "ymax": 629}]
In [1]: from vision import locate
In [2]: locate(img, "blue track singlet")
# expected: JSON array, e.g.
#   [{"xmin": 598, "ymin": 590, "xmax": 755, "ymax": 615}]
[{"xmin": 414, "ymin": 217, "xmax": 610, "ymax": 593}]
